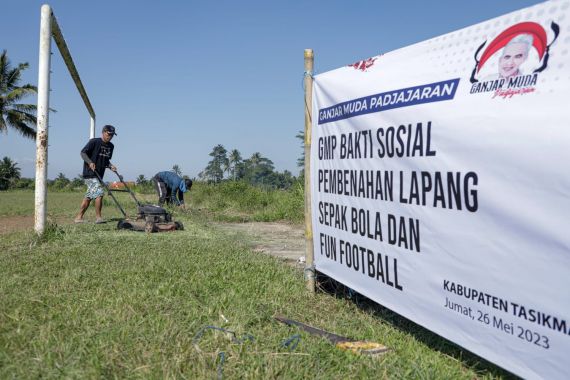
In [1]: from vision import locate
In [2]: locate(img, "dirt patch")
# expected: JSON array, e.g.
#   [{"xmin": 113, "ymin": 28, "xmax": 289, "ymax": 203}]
[
  {"xmin": 0, "ymin": 215, "xmax": 35, "ymax": 235},
  {"xmin": 214, "ymin": 222, "xmax": 306, "ymax": 265},
  {"xmin": 0, "ymin": 215, "xmax": 72, "ymax": 235}
]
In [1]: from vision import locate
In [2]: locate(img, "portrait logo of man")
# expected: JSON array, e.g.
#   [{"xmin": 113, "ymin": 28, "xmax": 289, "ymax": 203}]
[{"xmin": 469, "ymin": 21, "xmax": 560, "ymax": 98}]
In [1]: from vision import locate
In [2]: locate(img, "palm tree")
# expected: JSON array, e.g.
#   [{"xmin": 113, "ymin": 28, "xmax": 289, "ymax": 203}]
[
  {"xmin": 172, "ymin": 164, "xmax": 182, "ymax": 176},
  {"xmin": 202, "ymin": 144, "xmax": 228, "ymax": 183},
  {"xmin": 228, "ymin": 149, "xmax": 242, "ymax": 180},
  {"xmin": 242, "ymin": 152, "xmax": 275, "ymax": 186},
  {"xmin": 136, "ymin": 174, "xmax": 147, "ymax": 186},
  {"xmin": 0, "ymin": 50, "xmax": 37, "ymax": 139},
  {"xmin": 0, "ymin": 156, "xmax": 21, "ymax": 190},
  {"xmin": 249, "ymin": 152, "xmax": 262, "ymax": 167}
]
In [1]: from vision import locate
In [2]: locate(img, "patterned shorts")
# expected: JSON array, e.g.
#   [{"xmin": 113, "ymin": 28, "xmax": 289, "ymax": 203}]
[{"xmin": 84, "ymin": 178, "xmax": 104, "ymax": 199}]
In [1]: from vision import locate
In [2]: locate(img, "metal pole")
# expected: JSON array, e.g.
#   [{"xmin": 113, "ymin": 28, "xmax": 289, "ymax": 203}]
[
  {"xmin": 90, "ymin": 116, "xmax": 95, "ymax": 138},
  {"xmin": 304, "ymin": 49, "xmax": 315, "ymax": 292},
  {"xmin": 34, "ymin": 4, "xmax": 52, "ymax": 235}
]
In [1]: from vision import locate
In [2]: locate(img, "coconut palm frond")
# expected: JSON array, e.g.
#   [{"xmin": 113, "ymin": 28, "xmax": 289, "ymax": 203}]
[
  {"xmin": 11, "ymin": 103, "xmax": 37, "ymax": 113},
  {"xmin": 0, "ymin": 51, "xmax": 37, "ymax": 140},
  {"xmin": 6, "ymin": 111, "xmax": 36, "ymax": 139}
]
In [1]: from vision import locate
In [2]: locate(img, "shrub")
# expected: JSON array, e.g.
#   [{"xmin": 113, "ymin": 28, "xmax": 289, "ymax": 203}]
[{"xmin": 190, "ymin": 180, "xmax": 303, "ymax": 223}]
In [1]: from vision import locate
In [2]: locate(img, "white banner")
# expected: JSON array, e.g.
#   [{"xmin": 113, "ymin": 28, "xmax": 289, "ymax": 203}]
[{"xmin": 310, "ymin": 1, "xmax": 570, "ymax": 379}]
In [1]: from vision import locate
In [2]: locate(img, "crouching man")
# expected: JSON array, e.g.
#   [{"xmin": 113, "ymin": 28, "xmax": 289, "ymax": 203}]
[{"xmin": 152, "ymin": 171, "xmax": 192, "ymax": 209}]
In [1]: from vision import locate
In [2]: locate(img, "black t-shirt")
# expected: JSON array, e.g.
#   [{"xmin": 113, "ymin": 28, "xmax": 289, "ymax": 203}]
[{"xmin": 81, "ymin": 138, "xmax": 114, "ymax": 179}]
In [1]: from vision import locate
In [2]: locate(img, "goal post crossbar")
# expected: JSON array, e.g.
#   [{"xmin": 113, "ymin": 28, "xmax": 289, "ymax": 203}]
[{"xmin": 50, "ymin": 13, "xmax": 96, "ymax": 123}]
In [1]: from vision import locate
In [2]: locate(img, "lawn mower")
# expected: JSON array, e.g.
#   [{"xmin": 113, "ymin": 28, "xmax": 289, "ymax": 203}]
[{"xmin": 94, "ymin": 170, "xmax": 183, "ymax": 233}]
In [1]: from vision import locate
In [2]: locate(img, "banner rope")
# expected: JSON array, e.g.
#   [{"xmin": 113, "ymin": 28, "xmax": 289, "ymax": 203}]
[
  {"xmin": 304, "ymin": 264, "xmax": 315, "ymax": 281},
  {"xmin": 303, "ymin": 70, "xmax": 314, "ymax": 124}
]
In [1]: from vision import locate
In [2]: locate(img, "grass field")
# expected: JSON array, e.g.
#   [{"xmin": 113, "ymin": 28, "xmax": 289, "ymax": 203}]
[{"xmin": 0, "ymin": 189, "xmax": 515, "ymax": 379}]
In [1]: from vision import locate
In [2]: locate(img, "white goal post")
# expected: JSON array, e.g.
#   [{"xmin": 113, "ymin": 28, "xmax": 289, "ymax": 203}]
[{"xmin": 35, "ymin": 4, "xmax": 96, "ymax": 234}]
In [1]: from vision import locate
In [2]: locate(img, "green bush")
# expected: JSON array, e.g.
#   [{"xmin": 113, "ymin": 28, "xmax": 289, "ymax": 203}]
[
  {"xmin": 190, "ymin": 180, "xmax": 303, "ymax": 223},
  {"xmin": 133, "ymin": 182, "xmax": 155, "ymax": 194},
  {"xmin": 12, "ymin": 178, "xmax": 35, "ymax": 190}
]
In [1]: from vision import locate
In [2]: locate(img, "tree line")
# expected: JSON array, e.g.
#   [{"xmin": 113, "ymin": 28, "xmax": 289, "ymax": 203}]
[
  {"xmin": 197, "ymin": 144, "xmax": 299, "ymax": 190},
  {"xmin": 0, "ymin": 157, "xmax": 89, "ymax": 191},
  {"xmin": 0, "ymin": 145, "xmax": 302, "ymax": 192}
]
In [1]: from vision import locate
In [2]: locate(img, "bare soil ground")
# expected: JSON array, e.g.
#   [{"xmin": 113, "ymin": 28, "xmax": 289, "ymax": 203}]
[
  {"xmin": 213, "ymin": 222, "xmax": 305, "ymax": 265},
  {"xmin": 0, "ymin": 215, "xmax": 75, "ymax": 235},
  {"xmin": 0, "ymin": 215, "xmax": 34, "ymax": 235},
  {"xmin": 0, "ymin": 215, "xmax": 83, "ymax": 235}
]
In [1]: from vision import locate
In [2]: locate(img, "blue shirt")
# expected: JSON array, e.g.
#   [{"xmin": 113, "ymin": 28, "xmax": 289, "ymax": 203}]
[{"xmin": 156, "ymin": 171, "xmax": 187, "ymax": 205}]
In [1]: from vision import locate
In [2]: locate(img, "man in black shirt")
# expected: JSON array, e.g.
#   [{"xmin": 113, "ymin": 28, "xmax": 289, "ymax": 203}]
[{"xmin": 74, "ymin": 125, "xmax": 118, "ymax": 224}]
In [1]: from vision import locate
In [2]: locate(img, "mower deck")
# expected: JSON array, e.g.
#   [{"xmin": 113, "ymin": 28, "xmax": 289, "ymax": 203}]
[{"xmin": 117, "ymin": 218, "xmax": 183, "ymax": 233}]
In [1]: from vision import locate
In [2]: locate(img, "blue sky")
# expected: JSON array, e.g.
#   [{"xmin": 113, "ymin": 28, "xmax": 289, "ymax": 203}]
[{"xmin": 1, "ymin": 0, "xmax": 543, "ymax": 180}]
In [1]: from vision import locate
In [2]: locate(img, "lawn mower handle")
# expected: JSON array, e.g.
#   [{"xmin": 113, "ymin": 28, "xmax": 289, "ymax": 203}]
[
  {"xmin": 92, "ymin": 170, "xmax": 127, "ymax": 218},
  {"xmin": 110, "ymin": 169, "xmax": 142, "ymax": 207}
]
